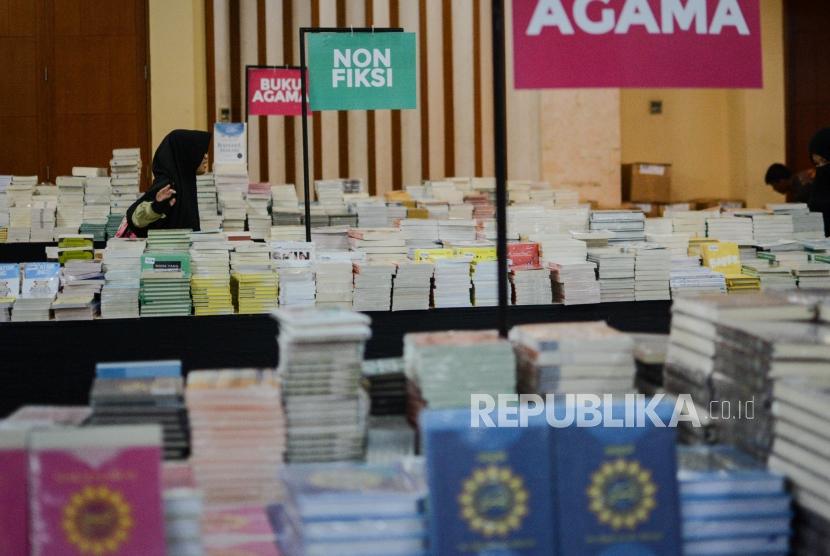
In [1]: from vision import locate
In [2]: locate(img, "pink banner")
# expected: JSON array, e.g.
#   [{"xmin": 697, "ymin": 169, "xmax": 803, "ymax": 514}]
[
  {"xmin": 512, "ymin": 0, "xmax": 762, "ymax": 89},
  {"xmin": 247, "ymin": 67, "xmax": 311, "ymax": 116}
]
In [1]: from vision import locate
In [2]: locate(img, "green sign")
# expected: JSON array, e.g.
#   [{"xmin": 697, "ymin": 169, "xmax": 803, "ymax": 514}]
[{"xmin": 307, "ymin": 32, "xmax": 417, "ymax": 111}]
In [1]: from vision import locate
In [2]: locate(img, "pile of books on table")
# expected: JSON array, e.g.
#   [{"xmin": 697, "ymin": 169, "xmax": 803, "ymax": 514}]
[
  {"xmin": 140, "ymin": 250, "xmax": 193, "ymax": 317},
  {"xmin": 353, "ymin": 261, "xmax": 394, "ymax": 311},
  {"xmin": 588, "ymin": 247, "xmax": 635, "ymax": 302}
]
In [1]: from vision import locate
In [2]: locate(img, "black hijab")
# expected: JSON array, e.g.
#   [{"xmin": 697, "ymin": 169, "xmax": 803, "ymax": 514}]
[
  {"xmin": 807, "ymin": 128, "xmax": 830, "ymax": 236},
  {"xmin": 126, "ymin": 129, "xmax": 211, "ymax": 235}
]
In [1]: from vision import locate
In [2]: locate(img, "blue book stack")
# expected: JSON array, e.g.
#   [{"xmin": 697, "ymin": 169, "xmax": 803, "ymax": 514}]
[
  {"xmin": 421, "ymin": 408, "xmax": 557, "ymax": 555},
  {"xmin": 95, "ymin": 359, "xmax": 183, "ymax": 379},
  {"xmin": 552, "ymin": 398, "xmax": 682, "ymax": 555},
  {"xmin": 272, "ymin": 461, "xmax": 428, "ymax": 556},
  {"xmin": 678, "ymin": 445, "xmax": 791, "ymax": 555}
]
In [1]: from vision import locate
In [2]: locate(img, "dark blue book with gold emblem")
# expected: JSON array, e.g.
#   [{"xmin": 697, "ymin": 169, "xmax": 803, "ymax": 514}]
[
  {"xmin": 552, "ymin": 398, "xmax": 682, "ymax": 555},
  {"xmin": 421, "ymin": 408, "xmax": 556, "ymax": 555}
]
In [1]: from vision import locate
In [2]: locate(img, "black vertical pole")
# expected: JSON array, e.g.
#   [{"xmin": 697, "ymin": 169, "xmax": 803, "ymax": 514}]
[
  {"xmin": 492, "ymin": 0, "xmax": 509, "ymax": 338},
  {"xmin": 299, "ymin": 30, "xmax": 312, "ymax": 242}
]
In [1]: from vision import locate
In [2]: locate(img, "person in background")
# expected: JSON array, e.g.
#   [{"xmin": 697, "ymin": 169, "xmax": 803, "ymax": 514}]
[
  {"xmin": 117, "ymin": 129, "xmax": 211, "ymax": 238},
  {"xmin": 807, "ymin": 128, "xmax": 830, "ymax": 237},
  {"xmin": 764, "ymin": 162, "xmax": 814, "ymax": 203}
]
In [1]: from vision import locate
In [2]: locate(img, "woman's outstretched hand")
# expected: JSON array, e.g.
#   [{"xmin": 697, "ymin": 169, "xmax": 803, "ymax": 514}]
[{"xmin": 155, "ymin": 184, "xmax": 177, "ymax": 207}]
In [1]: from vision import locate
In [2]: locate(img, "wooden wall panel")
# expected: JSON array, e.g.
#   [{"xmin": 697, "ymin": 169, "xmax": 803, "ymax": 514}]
[
  {"xmin": 318, "ymin": 0, "xmax": 340, "ymax": 180},
  {"xmin": 239, "ymin": 0, "xmax": 259, "ymax": 180},
  {"xmin": 372, "ymin": 0, "xmax": 393, "ymax": 195},
  {"xmin": 265, "ymin": 0, "xmax": 285, "ymax": 184},
  {"xmin": 399, "ymin": 0, "xmax": 421, "ymax": 187},
  {"xmin": 344, "ymin": 0, "xmax": 368, "ymax": 189},
  {"xmin": 424, "ymin": 0, "xmax": 445, "ymax": 179},
  {"xmin": 451, "ymin": 0, "xmax": 475, "ymax": 178}
]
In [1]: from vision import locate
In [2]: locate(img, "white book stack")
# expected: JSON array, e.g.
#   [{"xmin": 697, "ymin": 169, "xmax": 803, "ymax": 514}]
[
  {"xmin": 0, "ymin": 175, "xmax": 10, "ymax": 240},
  {"xmin": 213, "ymin": 163, "xmax": 249, "ymax": 196},
  {"xmin": 767, "ymin": 203, "xmax": 825, "ymax": 240},
  {"xmin": 12, "ymin": 297, "xmax": 52, "ymax": 321},
  {"xmin": 588, "ymin": 247, "xmax": 635, "ymax": 302},
  {"xmin": 507, "ymin": 206, "xmax": 547, "ymax": 239},
  {"xmin": 386, "ymin": 204, "xmax": 408, "ymax": 227},
  {"xmin": 270, "ymin": 225, "xmax": 306, "ymax": 242},
  {"xmin": 646, "ymin": 232, "xmax": 690, "ymax": 258},
  {"xmin": 510, "ymin": 268, "xmax": 553, "ymax": 305},
  {"xmin": 311, "ymin": 226, "xmax": 350, "ymax": 250},
  {"xmin": 548, "ymin": 208, "xmax": 590, "ymax": 233},
  {"xmin": 645, "ymin": 217, "xmax": 673, "ymax": 235},
  {"xmin": 271, "ymin": 184, "xmax": 301, "ymax": 226},
  {"xmin": 56, "ymin": 176, "xmax": 85, "ymax": 236},
  {"xmin": 353, "ymin": 261, "xmax": 394, "ymax": 311},
  {"xmin": 356, "ymin": 201, "xmax": 388, "ymax": 228},
  {"xmin": 419, "ymin": 199, "xmax": 450, "ymax": 220},
  {"xmin": 550, "ymin": 261, "xmax": 600, "ymax": 305},
  {"xmin": 748, "ymin": 214, "xmax": 794, "ymax": 243},
  {"xmin": 314, "ymin": 256, "xmax": 354, "ymax": 309},
  {"xmin": 8, "ymin": 175, "xmax": 37, "ymax": 242},
  {"xmin": 670, "ymin": 258, "xmax": 727, "ymax": 297},
  {"xmin": 590, "ymin": 210, "xmax": 646, "ymax": 243},
  {"xmin": 278, "ymin": 268, "xmax": 316, "ymax": 307},
  {"xmin": 82, "ymin": 176, "xmax": 112, "ymax": 239},
  {"xmin": 507, "ymin": 180, "xmax": 532, "ymax": 204},
  {"xmin": 29, "ymin": 197, "xmax": 57, "ymax": 242},
  {"xmin": 531, "ymin": 232, "xmax": 587, "ymax": 266},
  {"xmin": 400, "ymin": 219, "xmax": 440, "ymax": 253},
  {"xmin": 109, "ymin": 148, "xmax": 142, "ymax": 216},
  {"xmin": 428, "ymin": 181, "xmax": 464, "ymax": 205},
  {"xmin": 791, "ymin": 262, "xmax": 830, "ymax": 289},
  {"xmin": 432, "ymin": 256, "xmax": 472, "ymax": 308},
  {"xmin": 670, "ymin": 210, "xmax": 710, "ymax": 237},
  {"xmin": 101, "ymin": 238, "xmax": 145, "ymax": 319},
  {"xmin": 741, "ymin": 261, "xmax": 798, "ymax": 291},
  {"xmin": 529, "ymin": 184, "xmax": 555, "ymax": 206},
  {"xmin": 625, "ymin": 244, "xmax": 671, "ymax": 301},
  {"xmin": 438, "ymin": 219, "xmax": 476, "ymax": 243},
  {"xmin": 552, "ymin": 188, "xmax": 580, "ymax": 208},
  {"xmin": 446, "ymin": 176, "xmax": 472, "ymax": 192},
  {"xmin": 392, "ymin": 260, "xmax": 434, "ymax": 311},
  {"xmin": 706, "ymin": 216, "xmax": 754, "ymax": 242},
  {"xmin": 196, "ymin": 173, "xmax": 221, "ymax": 231},
  {"xmin": 229, "ymin": 242, "xmax": 272, "ymax": 272},
  {"xmin": 405, "ymin": 184, "xmax": 427, "ymax": 201},
  {"xmin": 314, "ymin": 180, "xmax": 347, "ymax": 214},
  {"xmin": 471, "ymin": 259, "xmax": 499, "ymax": 306},
  {"xmin": 447, "ymin": 204, "xmax": 474, "ymax": 220},
  {"xmin": 511, "ymin": 321, "xmax": 636, "ymax": 397},
  {"xmin": 348, "ymin": 228, "xmax": 407, "ymax": 262},
  {"xmin": 246, "ymin": 183, "xmax": 271, "ymax": 240},
  {"xmin": 218, "ymin": 190, "xmax": 247, "ymax": 231}
]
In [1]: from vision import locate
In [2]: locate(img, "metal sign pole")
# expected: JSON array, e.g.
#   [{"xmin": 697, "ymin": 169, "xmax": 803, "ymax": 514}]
[{"xmin": 492, "ymin": 0, "xmax": 509, "ymax": 337}]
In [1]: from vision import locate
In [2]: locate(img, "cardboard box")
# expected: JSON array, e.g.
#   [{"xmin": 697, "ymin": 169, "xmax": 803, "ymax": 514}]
[
  {"xmin": 690, "ymin": 198, "xmax": 746, "ymax": 210},
  {"xmin": 622, "ymin": 163, "xmax": 672, "ymax": 203}
]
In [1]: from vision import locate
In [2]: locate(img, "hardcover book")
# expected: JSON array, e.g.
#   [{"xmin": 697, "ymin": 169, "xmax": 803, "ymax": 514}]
[
  {"xmin": 28, "ymin": 425, "xmax": 166, "ymax": 556},
  {"xmin": 421, "ymin": 408, "xmax": 556, "ymax": 555}
]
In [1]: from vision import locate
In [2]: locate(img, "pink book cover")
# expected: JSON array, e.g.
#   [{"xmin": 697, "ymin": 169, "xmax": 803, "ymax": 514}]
[
  {"xmin": 507, "ymin": 242, "xmax": 540, "ymax": 269},
  {"xmin": 29, "ymin": 426, "xmax": 166, "ymax": 556},
  {"xmin": 0, "ymin": 429, "xmax": 29, "ymax": 556}
]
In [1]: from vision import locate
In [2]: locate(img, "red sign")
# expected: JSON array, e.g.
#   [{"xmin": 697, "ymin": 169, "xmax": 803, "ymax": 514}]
[
  {"xmin": 247, "ymin": 67, "xmax": 310, "ymax": 116},
  {"xmin": 512, "ymin": 0, "xmax": 762, "ymax": 89}
]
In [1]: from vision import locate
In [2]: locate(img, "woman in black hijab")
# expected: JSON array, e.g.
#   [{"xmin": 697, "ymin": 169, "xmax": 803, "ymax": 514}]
[
  {"xmin": 807, "ymin": 128, "xmax": 830, "ymax": 237},
  {"xmin": 120, "ymin": 129, "xmax": 212, "ymax": 238}
]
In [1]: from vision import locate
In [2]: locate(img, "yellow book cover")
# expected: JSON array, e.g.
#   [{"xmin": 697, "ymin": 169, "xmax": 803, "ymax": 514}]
[{"xmin": 702, "ymin": 242, "xmax": 741, "ymax": 275}]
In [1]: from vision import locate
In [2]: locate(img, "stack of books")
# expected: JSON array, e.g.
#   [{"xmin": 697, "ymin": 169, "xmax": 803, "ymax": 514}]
[
  {"xmin": 271, "ymin": 184, "xmax": 300, "ymax": 225},
  {"xmin": 706, "ymin": 216, "xmax": 753, "ymax": 243},
  {"xmin": 391, "ymin": 260, "xmax": 434, "ymax": 311},
  {"xmin": 57, "ymin": 234, "xmax": 94, "ymax": 264},
  {"xmin": 628, "ymin": 244, "xmax": 671, "ymax": 301},
  {"xmin": 271, "ymin": 225, "xmax": 306, "ymax": 241},
  {"xmin": 7, "ymin": 175, "xmax": 37, "ymax": 242},
  {"xmin": 768, "ymin": 203, "xmax": 825, "ymax": 240},
  {"xmin": 510, "ymin": 267, "xmax": 552, "ymax": 305},
  {"xmin": 196, "ymin": 173, "xmax": 220, "ymax": 231},
  {"xmin": 356, "ymin": 201, "xmax": 388, "ymax": 228},
  {"xmin": 314, "ymin": 180, "xmax": 347, "ymax": 214},
  {"xmin": 50, "ymin": 291, "xmax": 95, "ymax": 320},
  {"xmin": 62, "ymin": 259, "xmax": 104, "ymax": 296},
  {"xmin": 278, "ymin": 268, "xmax": 316, "ymax": 307},
  {"xmin": 741, "ymin": 261, "xmax": 798, "ymax": 290},
  {"xmin": 214, "ymin": 162, "xmax": 249, "ymax": 198},
  {"xmin": 88, "ymin": 360, "xmax": 190, "ymax": 460},
  {"xmin": 21, "ymin": 261, "xmax": 61, "ymax": 299},
  {"xmin": 791, "ymin": 261, "xmax": 830, "ymax": 289},
  {"xmin": 362, "ymin": 357, "xmax": 407, "ymax": 416},
  {"xmin": 186, "ymin": 369, "xmax": 286, "ymax": 504},
  {"xmin": 218, "ymin": 190, "xmax": 247, "ymax": 231},
  {"xmin": 314, "ymin": 256, "xmax": 354, "ymax": 309},
  {"xmin": 11, "ymin": 296, "xmax": 52, "ymax": 321},
  {"xmin": 432, "ymin": 256, "xmax": 473, "ymax": 308},
  {"xmin": 246, "ymin": 182, "xmax": 272, "ymax": 239},
  {"xmin": 470, "ymin": 257, "xmax": 498, "ymax": 306},
  {"xmin": 438, "ymin": 219, "xmax": 476, "ymax": 243},
  {"xmin": 27, "ymin": 425, "xmax": 166, "ymax": 555},
  {"xmin": 110, "ymin": 147, "xmax": 142, "ymax": 217},
  {"xmin": 532, "ymin": 233, "xmax": 587, "ymax": 266},
  {"xmin": 511, "ymin": 321, "xmax": 636, "ymax": 396},
  {"xmin": 230, "ymin": 244, "xmax": 278, "ymax": 313},
  {"xmin": 671, "ymin": 210, "xmax": 709, "ymax": 237},
  {"xmin": 311, "ymin": 226, "xmax": 350, "ymax": 250},
  {"xmin": 590, "ymin": 210, "xmax": 646, "ymax": 243},
  {"xmin": 0, "ymin": 175, "xmax": 9, "ymax": 238},
  {"xmin": 647, "ymin": 231, "xmax": 690, "ymax": 258},
  {"xmin": 101, "ymin": 238, "xmax": 145, "ymax": 319},
  {"xmin": 55, "ymin": 175, "xmax": 85, "ymax": 236},
  {"xmin": 190, "ymin": 244, "xmax": 234, "ymax": 316},
  {"xmin": 670, "ymin": 259, "xmax": 727, "ymax": 297},
  {"xmin": 588, "ymin": 247, "xmax": 636, "ymax": 302},
  {"xmin": 353, "ymin": 261, "xmax": 395, "ymax": 311},
  {"xmin": 749, "ymin": 214, "xmax": 795, "ymax": 243},
  {"xmin": 273, "ymin": 308, "xmax": 371, "ymax": 462},
  {"xmin": 273, "ymin": 462, "xmax": 427, "ymax": 556},
  {"xmin": 348, "ymin": 228, "xmax": 406, "ymax": 261},
  {"xmin": 140, "ymin": 251, "xmax": 193, "ymax": 317},
  {"xmin": 147, "ymin": 228, "xmax": 192, "ymax": 252},
  {"xmin": 550, "ymin": 261, "xmax": 600, "ymax": 305},
  {"xmin": 80, "ymin": 178, "xmax": 110, "ymax": 241},
  {"xmin": 404, "ymin": 330, "xmax": 515, "ymax": 410},
  {"xmin": 29, "ymin": 195, "xmax": 57, "ymax": 242},
  {"xmin": 163, "ymin": 487, "xmax": 205, "ymax": 556},
  {"xmin": 678, "ymin": 445, "xmax": 791, "ymax": 556},
  {"xmin": 400, "ymin": 219, "xmax": 440, "ymax": 253}
]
